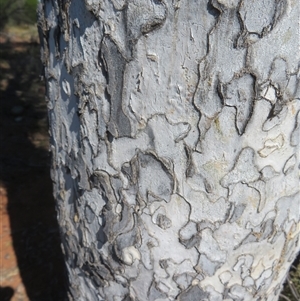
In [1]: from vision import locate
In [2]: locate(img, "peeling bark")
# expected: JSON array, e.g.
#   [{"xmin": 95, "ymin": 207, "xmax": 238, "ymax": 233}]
[{"xmin": 38, "ymin": 0, "xmax": 300, "ymax": 300}]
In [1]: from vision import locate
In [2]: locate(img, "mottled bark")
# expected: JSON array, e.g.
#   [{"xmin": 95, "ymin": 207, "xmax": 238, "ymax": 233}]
[{"xmin": 38, "ymin": 0, "xmax": 300, "ymax": 300}]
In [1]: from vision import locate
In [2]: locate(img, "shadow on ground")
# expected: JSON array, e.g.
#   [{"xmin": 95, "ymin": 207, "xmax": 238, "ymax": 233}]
[{"xmin": 0, "ymin": 34, "xmax": 68, "ymax": 300}]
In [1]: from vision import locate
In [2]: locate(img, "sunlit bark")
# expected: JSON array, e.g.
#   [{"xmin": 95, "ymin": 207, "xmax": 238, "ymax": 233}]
[{"xmin": 38, "ymin": 1, "xmax": 300, "ymax": 300}]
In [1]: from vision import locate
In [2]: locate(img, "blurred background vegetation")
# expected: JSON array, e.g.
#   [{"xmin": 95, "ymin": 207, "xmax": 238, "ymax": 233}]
[
  {"xmin": 0, "ymin": 0, "xmax": 37, "ymax": 29},
  {"xmin": 0, "ymin": 1, "xmax": 299, "ymax": 300}
]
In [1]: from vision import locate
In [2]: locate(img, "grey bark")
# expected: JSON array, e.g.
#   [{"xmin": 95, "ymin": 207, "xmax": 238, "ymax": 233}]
[{"xmin": 38, "ymin": 0, "xmax": 300, "ymax": 300}]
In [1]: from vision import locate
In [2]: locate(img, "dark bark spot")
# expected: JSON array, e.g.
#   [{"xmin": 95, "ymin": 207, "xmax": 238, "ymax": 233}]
[
  {"xmin": 178, "ymin": 285, "xmax": 209, "ymax": 301},
  {"xmin": 207, "ymin": 1, "xmax": 220, "ymax": 18}
]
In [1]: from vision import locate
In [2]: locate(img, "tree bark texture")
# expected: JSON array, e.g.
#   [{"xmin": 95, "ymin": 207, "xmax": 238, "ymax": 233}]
[{"xmin": 38, "ymin": 0, "xmax": 300, "ymax": 300}]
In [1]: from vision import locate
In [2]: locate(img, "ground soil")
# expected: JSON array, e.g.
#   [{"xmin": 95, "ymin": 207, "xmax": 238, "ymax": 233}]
[{"xmin": 0, "ymin": 26, "xmax": 68, "ymax": 301}]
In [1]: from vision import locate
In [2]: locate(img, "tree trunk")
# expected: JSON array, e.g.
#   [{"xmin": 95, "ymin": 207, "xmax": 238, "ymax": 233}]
[{"xmin": 37, "ymin": 0, "xmax": 300, "ymax": 300}]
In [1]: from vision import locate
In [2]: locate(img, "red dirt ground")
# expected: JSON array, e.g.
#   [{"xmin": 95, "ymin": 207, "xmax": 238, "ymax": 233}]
[{"xmin": 0, "ymin": 28, "xmax": 68, "ymax": 301}]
